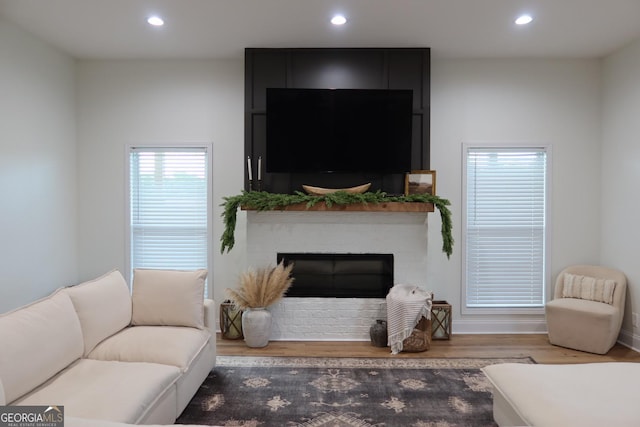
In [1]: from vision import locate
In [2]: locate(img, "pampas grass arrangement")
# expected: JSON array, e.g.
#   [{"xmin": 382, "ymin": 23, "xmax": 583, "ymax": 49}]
[{"xmin": 226, "ymin": 261, "xmax": 295, "ymax": 310}]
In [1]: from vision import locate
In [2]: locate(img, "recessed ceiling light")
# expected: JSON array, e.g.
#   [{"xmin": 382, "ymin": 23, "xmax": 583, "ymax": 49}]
[
  {"xmin": 515, "ymin": 14, "xmax": 533, "ymax": 25},
  {"xmin": 331, "ymin": 15, "xmax": 347, "ymax": 26},
  {"xmin": 147, "ymin": 16, "xmax": 164, "ymax": 27}
]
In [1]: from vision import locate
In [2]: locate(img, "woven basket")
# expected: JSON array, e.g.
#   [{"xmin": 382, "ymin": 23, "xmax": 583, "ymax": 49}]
[{"xmin": 401, "ymin": 316, "xmax": 432, "ymax": 352}]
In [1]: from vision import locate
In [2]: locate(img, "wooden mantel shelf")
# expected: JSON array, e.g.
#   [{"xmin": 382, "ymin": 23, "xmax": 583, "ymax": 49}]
[{"xmin": 242, "ymin": 201, "xmax": 434, "ymax": 213}]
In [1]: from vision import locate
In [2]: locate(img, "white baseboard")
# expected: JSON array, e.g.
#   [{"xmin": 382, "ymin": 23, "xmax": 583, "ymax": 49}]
[
  {"xmin": 452, "ymin": 318, "xmax": 548, "ymax": 334},
  {"xmin": 617, "ymin": 328, "xmax": 640, "ymax": 352},
  {"xmin": 225, "ymin": 322, "xmax": 640, "ymax": 351}
]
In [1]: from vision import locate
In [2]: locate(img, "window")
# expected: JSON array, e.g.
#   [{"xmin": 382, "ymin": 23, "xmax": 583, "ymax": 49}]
[
  {"xmin": 128, "ymin": 146, "xmax": 211, "ymax": 289},
  {"xmin": 463, "ymin": 145, "xmax": 550, "ymax": 311}
]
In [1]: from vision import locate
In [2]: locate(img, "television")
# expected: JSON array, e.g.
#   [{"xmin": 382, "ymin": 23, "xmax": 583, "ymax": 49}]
[{"xmin": 266, "ymin": 88, "xmax": 413, "ymax": 174}]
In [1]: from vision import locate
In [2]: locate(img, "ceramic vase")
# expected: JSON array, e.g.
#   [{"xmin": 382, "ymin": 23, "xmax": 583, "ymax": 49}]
[
  {"xmin": 242, "ymin": 307, "xmax": 272, "ymax": 348},
  {"xmin": 369, "ymin": 319, "xmax": 388, "ymax": 347}
]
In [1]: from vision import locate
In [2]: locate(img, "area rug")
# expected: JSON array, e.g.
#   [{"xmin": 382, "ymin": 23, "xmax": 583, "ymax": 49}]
[{"xmin": 177, "ymin": 356, "xmax": 534, "ymax": 427}]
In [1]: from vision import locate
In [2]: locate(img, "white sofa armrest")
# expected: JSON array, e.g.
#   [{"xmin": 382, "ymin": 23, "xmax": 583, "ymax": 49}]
[
  {"xmin": 203, "ymin": 299, "xmax": 217, "ymax": 365},
  {"xmin": 204, "ymin": 299, "xmax": 216, "ymax": 335},
  {"xmin": 0, "ymin": 377, "xmax": 5, "ymax": 405}
]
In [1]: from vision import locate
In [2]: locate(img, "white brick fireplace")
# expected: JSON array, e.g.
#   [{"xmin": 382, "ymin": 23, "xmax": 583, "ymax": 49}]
[{"xmin": 246, "ymin": 210, "xmax": 430, "ymax": 340}]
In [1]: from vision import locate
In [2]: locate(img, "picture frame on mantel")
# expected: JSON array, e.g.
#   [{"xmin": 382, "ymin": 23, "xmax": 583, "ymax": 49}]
[{"xmin": 405, "ymin": 170, "xmax": 436, "ymax": 196}]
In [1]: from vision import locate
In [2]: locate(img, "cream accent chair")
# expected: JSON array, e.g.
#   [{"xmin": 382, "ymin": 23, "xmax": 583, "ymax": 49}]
[{"xmin": 545, "ymin": 265, "xmax": 627, "ymax": 354}]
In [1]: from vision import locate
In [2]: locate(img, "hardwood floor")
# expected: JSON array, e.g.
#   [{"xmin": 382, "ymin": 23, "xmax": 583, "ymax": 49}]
[{"xmin": 217, "ymin": 333, "xmax": 640, "ymax": 364}]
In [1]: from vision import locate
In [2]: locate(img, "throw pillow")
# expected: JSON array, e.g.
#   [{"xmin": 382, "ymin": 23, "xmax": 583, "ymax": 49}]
[
  {"xmin": 132, "ymin": 269, "xmax": 207, "ymax": 328},
  {"xmin": 562, "ymin": 273, "xmax": 616, "ymax": 304},
  {"xmin": 64, "ymin": 270, "xmax": 132, "ymax": 356}
]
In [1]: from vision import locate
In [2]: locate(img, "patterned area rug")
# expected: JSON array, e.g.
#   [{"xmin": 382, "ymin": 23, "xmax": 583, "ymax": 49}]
[{"xmin": 177, "ymin": 356, "xmax": 534, "ymax": 427}]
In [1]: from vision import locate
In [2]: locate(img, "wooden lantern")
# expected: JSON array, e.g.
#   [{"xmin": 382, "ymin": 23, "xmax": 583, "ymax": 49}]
[
  {"xmin": 219, "ymin": 300, "xmax": 243, "ymax": 340},
  {"xmin": 431, "ymin": 300, "xmax": 452, "ymax": 340}
]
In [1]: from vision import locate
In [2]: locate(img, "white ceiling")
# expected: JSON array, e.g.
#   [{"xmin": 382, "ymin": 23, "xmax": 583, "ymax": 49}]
[{"xmin": 1, "ymin": 0, "xmax": 640, "ymax": 60}]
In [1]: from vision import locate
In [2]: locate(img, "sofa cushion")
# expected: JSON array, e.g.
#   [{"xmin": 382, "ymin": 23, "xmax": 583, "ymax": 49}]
[
  {"xmin": 0, "ymin": 290, "xmax": 83, "ymax": 403},
  {"xmin": 132, "ymin": 269, "xmax": 207, "ymax": 328},
  {"xmin": 64, "ymin": 270, "xmax": 132, "ymax": 356},
  {"xmin": 88, "ymin": 326, "xmax": 210, "ymax": 371},
  {"xmin": 562, "ymin": 273, "xmax": 616, "ymax": 304},
  {"xmin": 483, "ymin": 362, "xmax": 640, "ymax": 427},
  {"xmin": 13, "ymin": 359, "xmax": 180, "ymax": 424}
]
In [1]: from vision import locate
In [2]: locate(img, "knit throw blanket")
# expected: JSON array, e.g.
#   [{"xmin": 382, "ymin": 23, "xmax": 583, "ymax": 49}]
[{"xmin": 386, "ymin": 284, "xmax": 432, "ymax": 354}]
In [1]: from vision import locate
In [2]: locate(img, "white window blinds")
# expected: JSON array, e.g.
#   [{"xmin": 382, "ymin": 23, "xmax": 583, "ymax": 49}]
[
  {"xmin": 464, "ymin": 147, "xmax": 547, "ymax": 308},
  {"xmin": 129, "ymin": 147, "xmax": 209, "ymax": 277}
]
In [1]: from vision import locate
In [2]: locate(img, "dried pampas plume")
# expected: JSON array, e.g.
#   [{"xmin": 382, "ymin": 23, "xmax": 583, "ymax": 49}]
[{"xmin": 226, "ymin": 261, "xmax": 294, "ymax": 310}]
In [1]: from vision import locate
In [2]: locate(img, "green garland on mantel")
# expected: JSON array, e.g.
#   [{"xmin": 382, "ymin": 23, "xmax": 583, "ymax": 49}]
[{"xmin": 220, "ymin": 190, "xmax": 454, "ymax": 258}]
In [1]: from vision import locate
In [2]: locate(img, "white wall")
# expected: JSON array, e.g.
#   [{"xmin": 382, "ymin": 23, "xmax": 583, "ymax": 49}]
[
  {"xmin": 75, "ymin": 59, "xmax": 245, "ymax": 304},
  {"xmin": 0, "ymin": 18, "xmax": 78, "ymax": 313},
  {"xmin": 602, "ymin": 37, "xmax": 640, "ymax": 347},
  {"xmin": 431, "ymin": 58, "xmax": 602, "ymax": 332},
  {"xmin": 72, "ymin": 57, "xmax": 603, "ymax": 333},
  {"xmin": 0, "ymin": 21, "xmax": 606, "ymax": 332}
]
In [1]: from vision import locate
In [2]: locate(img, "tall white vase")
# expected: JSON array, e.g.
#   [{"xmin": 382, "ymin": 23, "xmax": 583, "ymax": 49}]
[{"xmin": 242, "ymin": 307, "xmax": 272, "ymax": 348}]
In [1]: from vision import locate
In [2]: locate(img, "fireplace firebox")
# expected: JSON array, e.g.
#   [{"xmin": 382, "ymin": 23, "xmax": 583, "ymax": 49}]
[{"xmin": 277, "ymin": 253, "xmax": 393, "ymax": 298}]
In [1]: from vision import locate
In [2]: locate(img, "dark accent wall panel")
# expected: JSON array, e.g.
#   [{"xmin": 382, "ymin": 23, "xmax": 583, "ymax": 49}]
[
  {"xmin": 388, "ymin": 50, "xmax": 426, "ymax": 107},
  {"xmin": 290, "ymin": 49, "xmax": 386, "ymax": 89},
  {"xmin": 245, "ymin": 47, "xmax": 430, "ymax": 194},
  {"xmin": 247, "ymin": 50, "xmax": 287, "ymax": 110}
]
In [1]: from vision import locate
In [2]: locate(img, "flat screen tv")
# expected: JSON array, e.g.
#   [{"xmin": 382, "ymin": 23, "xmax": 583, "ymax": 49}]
[{"xmin": 266, "ymin": 88, "xmax": 413, "ymax": 174}]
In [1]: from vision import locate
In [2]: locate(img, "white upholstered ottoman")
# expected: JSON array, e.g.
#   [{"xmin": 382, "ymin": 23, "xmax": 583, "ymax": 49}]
[{"xmin": 482, "ymin": 362, "xmax": 640, "ymax": 427}]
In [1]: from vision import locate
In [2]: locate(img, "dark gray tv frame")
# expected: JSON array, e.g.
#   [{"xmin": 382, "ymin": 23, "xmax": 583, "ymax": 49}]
[{"xmin": 245, "ymin": 47, "xmax": 430, "ymax": 195}]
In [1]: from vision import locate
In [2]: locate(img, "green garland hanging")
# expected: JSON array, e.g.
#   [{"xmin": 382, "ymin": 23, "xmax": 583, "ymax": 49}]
[{"xmin": 220, "ymin": 190, "xmax": 453, "ymax": 258}]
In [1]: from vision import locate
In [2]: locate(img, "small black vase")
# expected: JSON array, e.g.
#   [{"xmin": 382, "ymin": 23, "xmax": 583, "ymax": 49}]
[{"xmin": 369, "ymin": 319, "xmax": 388, "ymax": 347}]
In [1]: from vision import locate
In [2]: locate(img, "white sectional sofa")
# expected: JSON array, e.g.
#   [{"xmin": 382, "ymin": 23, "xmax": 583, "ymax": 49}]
[
  {"xmin": 0, "ymin": 269, "xmax": 217, "ymax": 426},
  {"xmin": 483, "ymin": 362, "xmax": 640, "ymax": 427}
]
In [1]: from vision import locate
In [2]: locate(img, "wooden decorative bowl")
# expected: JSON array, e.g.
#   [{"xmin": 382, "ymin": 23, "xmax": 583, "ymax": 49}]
[{"xmin": 302, "ymin": 183, "xmax": 371, "ymax": 196}]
